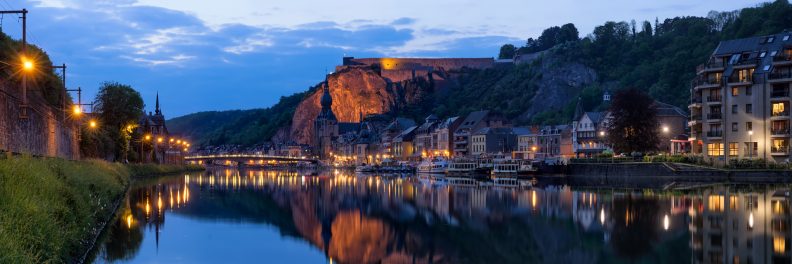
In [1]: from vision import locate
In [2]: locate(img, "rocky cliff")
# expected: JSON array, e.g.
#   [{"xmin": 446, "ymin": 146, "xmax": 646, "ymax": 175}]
[
  {"xmin": 518, "ymin": 54, "xmax": 598, "ymax": 121},
  {"xmin": 290, "ymin": 67, "xmax": 400, "ymax": 145}
]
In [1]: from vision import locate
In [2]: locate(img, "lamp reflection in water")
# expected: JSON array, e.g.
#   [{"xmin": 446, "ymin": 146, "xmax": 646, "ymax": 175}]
[{"xmin": 663, "ymin": 214, "xmax": 669, "ymax": 230}]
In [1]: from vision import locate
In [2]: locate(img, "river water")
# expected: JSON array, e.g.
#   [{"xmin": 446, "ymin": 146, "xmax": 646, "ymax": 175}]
[{"xmin": 87, "ymin": 169, "xmax": 792, "ymax": 263}]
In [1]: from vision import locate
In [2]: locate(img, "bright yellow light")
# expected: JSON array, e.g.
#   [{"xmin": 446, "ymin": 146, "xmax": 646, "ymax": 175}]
[
  {"xmin": 183, "ymin": 148, "xmax": 188, "ymax": 152},
  {"xmin": 157, "ymin": 137, "xmax": 164, "ymax": 143},
  {"xmin": 72, "ymin": 105, "xmax": 81, "ymax": 115},
  {"xmin": 89, "ymin": 120, "xmax": 97, "ymax": 128},
  {"xmin": 169, "ymin": 138, "xmax": 175, "ymax": 142},
  {"xmin": 144, "ymin": 134, "xmax": 151, "ymax": 141},
  {"xmin": 21, "ymin": 57, "xmax": 33, "ymax": 71},
  {"xmin": 177, "ymin": 140, "xmax": 182, "ymax": 144}
]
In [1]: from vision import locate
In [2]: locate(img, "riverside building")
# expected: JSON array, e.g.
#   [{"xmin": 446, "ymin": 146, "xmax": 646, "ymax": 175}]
[{"xmin": 690, "ymin": 32, "xmax": 792, "ymax": 164}]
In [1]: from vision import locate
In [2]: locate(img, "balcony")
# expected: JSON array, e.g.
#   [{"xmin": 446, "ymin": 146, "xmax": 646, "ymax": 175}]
[
  {"xmin": 769, "ymin": 71, "xmax": 792, "ymax": 83},
  {"xmin": 707, "ymin": 113, "xmax": 723, "ymax": 120},
  {"xmin": 733, "ymin": 58, "xmax": 759, "ymax": 68},
  {"xmin": 693, "ymin": 78, "xmax": 722, "ymax": 89},
  {"xmin": 773, "ymin": 52, "xmax": 792, "ymax": 66},
  {"xmin": 728, "ymin": 75, "xmax": 753, "ymax": 84},
  {"xmin": 697, "ymin": 60, "xmax": 725, "ymax": 73},
  {"xmin": 706, "ymin": 95, "xmax": 722, "ymax": 103},
  {"xmin": 689, "ymin": 115, "xmax": 702, "ymax": 126},
  {"xmin": 772, "ymin": 90, "xmax": 790, "ymax": 98},
  {"xmin": 771, "ymin": 145, "xmax": 789, "ymax": 155},
  {"xmin": 772, "ymin": 128, "xmax": 790, "ymax": 136},
  {"xmin": 772, "ymin": 111, "xmax": 790, "ymax": 118},
  {"xmin": 707, "ymin": 131, "xmax": 723, "ymax": 138}
]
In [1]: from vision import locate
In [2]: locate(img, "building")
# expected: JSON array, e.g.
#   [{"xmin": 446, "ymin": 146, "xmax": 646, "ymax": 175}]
[
  {"xmin": 413, "ymin": 115, "xmax": 440, "ymax": 157},
  {"xmin": 380, "ymin": 118, "xmax": 416, "ymax": 157},
  {"xmin": 513, "ymin": 127, "xmax": 537, "ymax": 159},
  {"xmin": 537, "ymin": 125, "xmax": 572, "ymax": 158},
  {"xmin": 470, "ymin": 127, "xmax": 518, "ymax": 156},
  {"xmin": 312, "ymin": 78, "xmax": 363, "ymax": 160},
  {"xmin": 656, "ymin": 101, "xmax": 689, "ymax": 153},
  {"xmin": 572, "ymin": 109, "xmax": 610, "ymax": 158},
  {"xmin": 431, "ymin": 116, "xmax": 462, "ymax": 157},
  {"xmin": 690, "ymin": 32, "xmax": 792, "ymax": 164},
  {"xmin": 393, "ymin": 126, "xmax": 418, "ymax": 161},
  {"xmin": 137, "ymin": 93, "xmax": 183, "ymax": 164},
  {"xmin": 453, "ymin": 110, "xmax": 510, "ymax": 157}
]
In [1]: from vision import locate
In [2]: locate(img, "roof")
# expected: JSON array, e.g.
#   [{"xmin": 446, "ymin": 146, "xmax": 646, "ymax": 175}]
[
  {"xmin": 472, "ymin": 127, "xmax": 514, "ymax": 136},
  {"xmin": 393, "ymin": 126, "xmax": 418, "ymax": 142},
  {"xmin": 511, "ymin": 127, "xmax": 533, "ymax": 136},
  {"xmin": 455, "ymin": 110, "xmax": 489, "ymax": 132},
  {"xmin": 584, "ymin": 112, "xmax": 605, "ymax": 124},
  {"xmin": 654, "ymin": 101, "xmax": 687, "ymax": 117},
  {"xmin": 338, "ymin": 123, "xmax": 359, "ymax": 134},
  {"xmin": 711, "ymin": 32, "xmax": 792, "ymax": 74},
  {"xmin": 436, "ymin": 117, "xmax": 459, "ymax": 129}
]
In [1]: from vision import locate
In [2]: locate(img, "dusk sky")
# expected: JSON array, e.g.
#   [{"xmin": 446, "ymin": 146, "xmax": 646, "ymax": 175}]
[{"xmin": 12, "ymin": 0, "xmax": 766, "ymax": 117}]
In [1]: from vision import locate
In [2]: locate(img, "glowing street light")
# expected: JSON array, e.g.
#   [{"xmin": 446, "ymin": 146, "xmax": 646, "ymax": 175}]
[
  {"xmin": 662, "ymin": 126, "xmax": 669, "ymax": 133},
  {"xmin": 157, "ymin": 137, "xmax": 164, "ymax": 143},
  {"xmin": 72, "ymin": 105, "xmax": 81, "ymax": 115},
  {"xmin": 89, "ymin": 120, "xmax": 97, "ymax": 128},
  {"xmin": 21, "ymin": 57, "xmax": 34, "ymax": 71},
  {"xmin": 144, "ymin": 134, "xmax": 151, "ymax": 141}
]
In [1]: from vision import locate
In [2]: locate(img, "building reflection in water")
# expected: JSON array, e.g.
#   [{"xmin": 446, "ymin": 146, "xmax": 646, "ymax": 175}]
[{"xmin": 90, "ymin": 169, "xmax": 792, "ymax": 263}]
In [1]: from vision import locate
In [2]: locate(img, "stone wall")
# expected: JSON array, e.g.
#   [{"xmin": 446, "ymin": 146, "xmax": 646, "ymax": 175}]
[{"xmin": 0, "ymin": 84, "xmax": 79, "ymax": 159}]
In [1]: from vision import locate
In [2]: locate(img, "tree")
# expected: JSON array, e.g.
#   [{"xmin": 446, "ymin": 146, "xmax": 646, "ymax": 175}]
[
  {"xmin": 498, "ymin": 44, "xmax": 516, "ymax": 59},
  {"xmin": 90, "ymin": 82, "xmax": 145, "ymax": 161},
  {"xmin": 605, "ymin": 88, "xmax": 659, "ymax": 154}
]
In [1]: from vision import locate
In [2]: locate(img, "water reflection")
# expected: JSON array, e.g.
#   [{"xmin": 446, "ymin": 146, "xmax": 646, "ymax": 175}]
[{"xmin": 89, "ymin": 169, "xmax": 792, "ymax": 263}]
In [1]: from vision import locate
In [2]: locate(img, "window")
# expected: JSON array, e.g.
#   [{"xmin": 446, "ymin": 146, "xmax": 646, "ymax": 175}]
[
  {"xmin": 746, "ymin": 86, "xmax": 752, "ymax": 95},
  {"xmin": 771, "ymin": 50, "xmax": 779, "ymax": 57},
  {"xmin": 707, "ymin": 143, "xmax": 724, "ymax": 156},
  {"xmin": 784, "ymin": 35, "xmax": 790, "ymax": 41},
  {"xmin": 732, "ymin": 104, "xmax": 738, "ymax": 114},
  {"xmin": 709, "ymin": 195, "xmax": 725, "ymax": 212},
  {"xmin": 773, "ymin": 102, "xmax": 788, "ymax": 116},
  {"xmin": 746, "ymin": 122, "xmax": 753, "ymax": 131},
  {"xmin": 768, "ymin": 36, "xmax": 776, "ymax": 43},
  {"xmin": 745, "ymin": 142, "xmax": 758, "ymax": 156},
  {"xmin": 732, "ymin": 87, "xmax": 739, "ymax": 96},
  {"xmin": 729, "ymin": 142, "xmax": 739, "ymax": 156},
  {"xmin": 732, "ymin": 122, "xmax": 738, "ymax": 132},
  {"xmin": 764, "ymin": 65, "xmax": 772, "ymax": 71},
  {"xmin": 746, "ymin": 104, "xmax": 753, "ymax": 114},
  {"xmin": 760, "ymin": 51, "xmax": 767, "ymax": 58}
]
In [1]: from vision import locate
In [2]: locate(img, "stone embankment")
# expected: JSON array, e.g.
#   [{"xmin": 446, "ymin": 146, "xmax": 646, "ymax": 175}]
[
  {"xmin": 566, "ymin": 163, "xmax": 792, "ymax": 186},
  {"xmin": 0, "ymin": 83, "xmax": 79, "ymax": 159}
]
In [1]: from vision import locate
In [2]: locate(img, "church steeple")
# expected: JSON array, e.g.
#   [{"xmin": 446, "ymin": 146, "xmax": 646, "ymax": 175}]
[
  {"xmin": 155, "ymin": 92, "xmax": 162, "ymax": 115},
  {"xmin": 317, "ymin": 82, "xmax": 336, "ymax": 121}
]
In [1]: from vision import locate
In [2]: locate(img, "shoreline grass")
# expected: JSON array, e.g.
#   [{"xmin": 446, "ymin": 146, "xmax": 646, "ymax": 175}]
[{"xmin": 0, "ymin": 155, "xmax": 202, "ymax": 263}]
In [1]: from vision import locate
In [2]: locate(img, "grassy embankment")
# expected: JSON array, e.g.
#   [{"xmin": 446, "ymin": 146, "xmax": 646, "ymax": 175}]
[{"xmin": 0, "ymin": 155, "xmax": 202, "ymax": 263}]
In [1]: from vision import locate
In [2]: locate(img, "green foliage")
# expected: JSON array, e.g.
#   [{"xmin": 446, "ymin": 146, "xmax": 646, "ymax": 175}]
[
  {"xmin": 0, "ymin": 156, "xmax": 129, "ymax": 263},
  {"xmin": 82, "ymin": 82, "xmax": 145, "ymax": 161},
  {"xmin": 439, "ymin": 64, "xmax": 539, "ymax": 120},
  {"xmin": 167, "ymin": 89, "xmax": 311, "ymax": 147},
  {"xmin": 498, "ymin": 44, "xmax": 516, "ymax": 59},
  {"xmin": 643, "ymin": 154, "xmax": 708, "ymax": 165},
  {"xmin": 0, "ymin": 31, "xmax": 69, "ymax": 107},
  {"xmin": 606, "ymin": 88, "xmax": 660, "ymax": 153}
]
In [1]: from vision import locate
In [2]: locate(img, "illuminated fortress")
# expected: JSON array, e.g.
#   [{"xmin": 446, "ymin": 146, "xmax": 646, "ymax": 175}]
[{"xmin": 337, "ymin": 57, "xmax": 495, "ymax": 82}]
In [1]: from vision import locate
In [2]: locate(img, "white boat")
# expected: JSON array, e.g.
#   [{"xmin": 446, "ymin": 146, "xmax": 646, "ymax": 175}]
[
  {"xmin": 417, "ymin": 157, "xmax": 448, "ymax": 174},
  {"xmin": 492, "ymin": 160, "xmax": 538, "ymax": 175},
  {"xmin": 446, "ymin": 159, "xmax": 477, "ymax": 175},
  {"xmin": 354, "ymin": 165, "xmax": 376, "ymax": 173}
]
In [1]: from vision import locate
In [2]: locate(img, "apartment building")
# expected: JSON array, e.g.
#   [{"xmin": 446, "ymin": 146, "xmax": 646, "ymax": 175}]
[{"xmin": 690, "ymin": 32, "xmax": 792, "ymax": 164}]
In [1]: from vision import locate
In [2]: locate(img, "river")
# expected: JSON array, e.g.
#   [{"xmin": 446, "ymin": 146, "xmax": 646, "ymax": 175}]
[{"xmin": 87, "ymin": 169, "xmax": 792, "ymax": 263}]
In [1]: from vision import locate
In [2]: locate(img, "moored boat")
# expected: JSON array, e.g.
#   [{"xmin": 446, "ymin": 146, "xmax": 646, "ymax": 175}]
[{"xmin": 417, "ymin": 157, "xmax": 449, "ymax": 174}]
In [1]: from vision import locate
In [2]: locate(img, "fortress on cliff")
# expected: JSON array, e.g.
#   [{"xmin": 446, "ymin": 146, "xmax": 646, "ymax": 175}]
[{"xmin": 336, "ymin": 57, "xmax": 495, "ymax": 82}]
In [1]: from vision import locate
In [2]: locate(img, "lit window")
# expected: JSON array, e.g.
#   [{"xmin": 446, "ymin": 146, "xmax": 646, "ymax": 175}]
[
  {"xmin": 775, "ymin": 236, "xmax": 786, "ymax": 254},
  {"xmin": 784, "ymin": 36, "xmax": 790, "ymax": 41},
  {"xmin": 732, "ymin": 87, "xmax": 739, "ymax": 96},
  {"xmin": 768, "ymin": 36, "xmax": 776, "ymax": 43},
  {"xmin": 707, "ymin": 143, "xmax": 724, "ymax": 156},
  {"xmin": 773, "ymin": 102, "xmax": 787, "ymax": 115},
  {"xmin": 760, "ymin": 51, "xmax": 767, "ymax": 58},
  {"xmin": 709, "ymin": 195, "xmax": 725, "ymax": 212},
  {"xmin": 729, "ymin": 142, "xmax": 738, "ymax": 156},
  {"xmin": 765, "ymin": 65, "xmax": 772, "ymax": 71},
  {"xmin": 771, "ymin": 51, "xmax": 779, "ymax": 57}
]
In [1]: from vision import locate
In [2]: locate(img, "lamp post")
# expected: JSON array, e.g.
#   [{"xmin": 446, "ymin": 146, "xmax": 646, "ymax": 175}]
[
  {"xmin": 749, "ymin": 130, "xmax": 754, "ymax": 159},
  {"xmin": 662, "ymin": 125, "xmax": 670, "ymax": 154}
]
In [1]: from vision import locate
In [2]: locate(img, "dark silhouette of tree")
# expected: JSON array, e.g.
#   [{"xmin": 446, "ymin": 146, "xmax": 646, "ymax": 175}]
[
  {"xmin": 88, "ymin": 82, "xmax": 145, "ymax": 161},
  {"xmin": 498, "ymin": 44, "xmax": 516, "ymax": 59},
  {"xmin": 606, "ymin": 88, "xmax": 659, "ymax": 154}
]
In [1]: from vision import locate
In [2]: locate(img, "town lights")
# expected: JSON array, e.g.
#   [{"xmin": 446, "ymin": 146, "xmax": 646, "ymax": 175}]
[
  {"xmin": 72, "ymin": 105, "xmax": 81, "ymax": 115},
  {"xmin": 662, "ymin": 126, "xmax": 669, "ymax": 133},
  {"xmin": 169, "ymin": 138, "xmax": 174, "ymax": 143},
  {"xmin": 144, "ymin": 134, "xmax": 151, "ymax": 141},
  {"xmin": 88, "ymin": 120, "xmax": 97, "ymax": 128},
  {"xmin": 157, "ymin": 137, "xmax": 164, "ymax": 143}
]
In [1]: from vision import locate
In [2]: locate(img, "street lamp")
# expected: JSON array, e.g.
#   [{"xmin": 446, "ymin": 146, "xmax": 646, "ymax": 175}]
[
  {"xmin": 662, "ymin": 126, "xmax": 669, "ymax": 133},
  {"xmin": 749, "ymin": 130, "xmax": 754, "ymax": 158},
  {"xmin": 72, "ymin": 105, "xmax": 81, "ymax": 115},
  {"xmin": 89, "ymin": 120, "xmax": 97, "ymax": 129},
  {"xmin": 21, "ymin": 57, "xmax": 33, "ymax": 71}
]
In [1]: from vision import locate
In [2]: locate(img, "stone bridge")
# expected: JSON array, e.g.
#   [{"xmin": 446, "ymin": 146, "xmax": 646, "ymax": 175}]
[{"xmin": 184, "ymin": 154, "xmax": 319, "ymax": 167}]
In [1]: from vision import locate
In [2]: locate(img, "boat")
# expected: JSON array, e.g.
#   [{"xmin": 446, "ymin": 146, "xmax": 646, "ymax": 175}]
[
  {"xmin": 446, "ymin": 159, "xmax": 477, "ymax": 175},
  {"xmin": 354, "ymin": 165, "xmax": 377, "ymax": 173},
  {"xmin": 492, "ymin": 160, "xmax": 538, "ymax": 176},
  {"xmin": 417, "ymin": 157, "xmax": 449, "ymax": 174}
]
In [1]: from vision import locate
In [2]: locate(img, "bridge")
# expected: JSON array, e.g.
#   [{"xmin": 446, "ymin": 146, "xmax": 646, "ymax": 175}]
[{"xmin": 184, "ymin": 154, "xmax": 319, "ymax": 166}]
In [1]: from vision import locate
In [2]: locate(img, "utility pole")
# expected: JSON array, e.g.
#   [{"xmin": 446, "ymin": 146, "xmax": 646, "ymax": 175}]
[
  {"xmin": 0, "ymin": 9, "xmax": 28, "ymax": 118},
  {"xmin": 53, "ymin": 64, "xmax": 66, "ymax": 121}
]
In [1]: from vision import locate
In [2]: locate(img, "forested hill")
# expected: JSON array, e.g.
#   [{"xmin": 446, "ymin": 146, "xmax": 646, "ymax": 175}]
[{"xmin": 168, "ymin": 0, "xmax": 792, "ymax": 148}]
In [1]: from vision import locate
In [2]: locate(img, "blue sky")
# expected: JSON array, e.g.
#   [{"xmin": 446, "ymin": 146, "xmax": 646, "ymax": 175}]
[{"xmin": 7, "ymin": 0, "xmax": 766, "ymax": 117}]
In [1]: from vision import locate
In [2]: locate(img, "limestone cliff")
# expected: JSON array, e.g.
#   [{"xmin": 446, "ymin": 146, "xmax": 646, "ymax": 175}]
[
  {"xmin": 518, "ymin": 54, "xmax": 598, "ymax": 121},
  {"xmin": 290, "ymin": 67, "xmax": 399, "ymax": 144}
]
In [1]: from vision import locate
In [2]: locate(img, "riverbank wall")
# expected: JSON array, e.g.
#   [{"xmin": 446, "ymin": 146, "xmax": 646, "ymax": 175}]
[
  {"xmin": 566, "ymin": 163, "xmax": 792, "ymax": 184},
  {"xmin": 0, "ymin": 156, "xmax": 203, "ymax": 263},
  {"xmin": 0, "ymin": 84, "xmax": 79, "ymax": 159}
]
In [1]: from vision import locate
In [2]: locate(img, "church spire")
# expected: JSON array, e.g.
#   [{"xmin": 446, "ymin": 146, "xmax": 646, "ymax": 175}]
[{"xmin": 155, "ymin": 92, "xmax": 161, "ymax": 115}]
